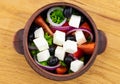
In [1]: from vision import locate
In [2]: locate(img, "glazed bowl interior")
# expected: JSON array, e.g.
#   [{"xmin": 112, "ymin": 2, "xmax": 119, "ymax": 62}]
[{"xmin": 23, "ymin": 2, "xmax": 98, "ymax": 80}]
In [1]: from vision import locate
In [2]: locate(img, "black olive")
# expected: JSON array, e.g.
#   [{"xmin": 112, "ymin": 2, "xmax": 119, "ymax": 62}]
[
  {"xmin": 84, "ymin": 55, "xmax": 90, "ymax": 65},
  {"xmin": 47, "ymin": 56, "xmax": 59, "ymax": 66},
  {"xmin": 28, "ymin": 33, "xmax": 34, "ymax": 42},
  {"xmin": 64, "ymin": 54, "xmax": 74, "ymax": 66},
  {"xmin": 80, "ymin": 16, "xmax": 86, "ymax": 25},
  {"xmin": 30, "ymin": 23, "xmax": 40, "ymax": 32},
  {"xmin": 49, "ymin": 45, "xmax": 56, "ymax": 55},
  {"xmin": 28, "ymin": 44, "xmax": 37, "ymax": 50},
  {"xmin": 66, "ymin": 35, "xmax": 76, "ymax": 41},
  {"xmin": 63, "ymin": 7, "xmax": 72, "ymax": 18}
]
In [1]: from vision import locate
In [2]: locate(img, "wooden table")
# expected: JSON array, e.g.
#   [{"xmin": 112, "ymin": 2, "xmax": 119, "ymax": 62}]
[{"xmin": 0, "ymin": 0, "xmax": 120, "ymax": 84}]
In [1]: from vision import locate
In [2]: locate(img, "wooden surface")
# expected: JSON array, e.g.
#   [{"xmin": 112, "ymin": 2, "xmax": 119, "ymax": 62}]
[{"xmin": 0, "ymin": 0, "xmax": 120, "ymax": 84}]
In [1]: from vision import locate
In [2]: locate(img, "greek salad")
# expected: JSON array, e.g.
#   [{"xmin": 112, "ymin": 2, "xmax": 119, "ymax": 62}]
[{"xmin": 28, "ymin": 6, "xmax": 95, "ymax": 74}]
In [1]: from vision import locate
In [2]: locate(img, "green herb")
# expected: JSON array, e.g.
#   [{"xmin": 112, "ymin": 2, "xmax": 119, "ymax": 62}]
[
  {"xmin": 44, "ymin": 32, "xmax": 53, "ymax": 46},
  {"xmin": 60, "ymin": 61, "xmax": 66, "ymax": 67},
  {"xmin": 79, "ymin": 56, "xmax": 84, "ymax": 62},
  {"xmin": 39, "ymin": 61, "xmax": 48, "ymax": 66},
  {"xmin": 67, "ymin": 18, "xmax": 70, "ymax": 22},
  {"xmin": 72, "ymin": 9, "xmax": 80, "ymax": 15},
  {"xmin": 87, "ymin": 36, "xmax": 91, "ymax": 42},
  {"xmin": 31, "ymin": 50, "xmax": 39, "ymax": 56},
  {"xmin": 36, "ymin": 50, "xmax": 39, "ymax": 53},
  {"xmin": 30, "ymin": 42, "xmax": 35, "ymax": 46},
  {"xmin": 50, "ymin": 9, "xmax": 65, "ymax": 24},
  {"xmin": 31, "ymin": 50, "xmax": 36, "ymax": 55},
  {"xmin": 68, "ymin": 69, "xmax": 73, "ymax": 74},
  {"xmin": 46, "ymin": 18, "xmax": 49, "ymax": 23}
]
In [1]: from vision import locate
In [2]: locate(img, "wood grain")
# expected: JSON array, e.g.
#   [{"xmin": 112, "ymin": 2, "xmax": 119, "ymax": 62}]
[{"xmin": 0, "ymin": 0, "xmax": 120, "ymax": 84}]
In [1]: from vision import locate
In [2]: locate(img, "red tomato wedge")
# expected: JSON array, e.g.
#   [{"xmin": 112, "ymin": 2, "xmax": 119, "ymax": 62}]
[
  {"xmin": 80, "ymin": 22, "xmax": 92, "ymax": 38},
  {"xmin": 56, "ymin": 66, "xmax": 67, "ymax": 74},
  {"xmin": 62, "ymin": 22, "xmax": 69, "ymax": 26},
  {"xmin": 73, "ymin": 48, "xmax": 83, "ymax": 59},
  {"xmin": 78, "ymin": 42, "xmax": 95, "ymax": 55},
  {"xmin": 80, "ymin": 22, "xmax": 91, "ymax": 31}
]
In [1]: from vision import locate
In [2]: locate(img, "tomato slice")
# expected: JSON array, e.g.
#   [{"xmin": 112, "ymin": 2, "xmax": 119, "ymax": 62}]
[
  {"xmin": 56, "ymin": 66, "xmax": 67, "ymax": 74},
  {"xmin": 62, "ymin": 22, "xmax": 69, "ymax": 26},
  {"xmin": 80, "ymin": 22, "xmax": 92, "ymax": 38},
  {"xmin": 78, "ymin": 42, "xmax": 95, "ymax": 55},
  {"xmin": 80, "ymin": 22, "xmax": 91, "ymax": 31},
  {"xmin": 73, "ymin": 48, "xmax": 83, "ymax": 59}
]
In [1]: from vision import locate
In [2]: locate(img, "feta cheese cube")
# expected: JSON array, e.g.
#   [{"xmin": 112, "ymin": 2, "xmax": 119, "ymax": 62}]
[
  {"xmin": 34, "ymin": 27, "xmax": 44, "ymax": 38},
  {"xmin": 55, "ymin": 46, "xmax": 65, "ymax": 60},
  {"xmin": 69, "ymin": 15, "xmax": 81, "ymax": 28},
  {"xmin": 75, "ymin": 30, "xmax": 86, "ymax": 45},
  {"xmin": 70, "ymin": 60, "xmax": 84, "ymax": 72},
  {"xmin": 63, "ymin": 40, "xmax": 77, "ymax": 53},
  {"xmin": 37, "ymin": 50, "xmax": 50, "ymax": 62},
  {"xmin": 53, "ymin": 30, "xmax": 65, "ymax": 46},
  {"xmin": 33, "ymin": 37, "xmax": 49, "ymax": 51}
]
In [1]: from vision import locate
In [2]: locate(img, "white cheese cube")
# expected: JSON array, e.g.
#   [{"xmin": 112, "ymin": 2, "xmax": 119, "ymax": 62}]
[
  {"xmin": 34, "ymin": 27, "xmax": 44, "ymax": 38},
  {"xmin": 53, "ymin": 30, "xmax": 65, "ymax": 46},
  {"xmin": 69, "ymin": 15, "xmax": 81, "ymax": 28},
  {"xmin": 37, "ymin": 50, "xmax": 50, "ymax": 62},
  {"xmin": 55, "ymin": 46, "xmax": 65, "ymax": 60},
  {"xmin": 33, "ymin": 37, "xmax": 49, "ymax": 51},
  {"xmin": 63, "ymin": 40, "xmax": 77, "ymax": 53},
  {"xmin": 70, "ymin": 60, "xmax": 84, "ymax": 72},
  {"xmin": 75, "ymin": 30, "xmax": 86, "ymax": 45}
]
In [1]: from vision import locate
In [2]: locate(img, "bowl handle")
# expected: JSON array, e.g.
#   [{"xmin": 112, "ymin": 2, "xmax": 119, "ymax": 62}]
[
  {"xmin": 13, "ymin": 29, "xmax": 24, "ymax": 55},
  {"xmin": 97, "ymin": 30, "xmax": 107, "ymax": 55}
]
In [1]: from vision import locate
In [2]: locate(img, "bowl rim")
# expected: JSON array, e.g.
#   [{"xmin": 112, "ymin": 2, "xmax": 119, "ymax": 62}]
[{"xmin": 23, "ymin": 2, "xmax": 98, "ymax": 81}]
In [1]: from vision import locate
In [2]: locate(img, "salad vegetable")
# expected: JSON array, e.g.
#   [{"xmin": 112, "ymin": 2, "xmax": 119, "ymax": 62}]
[
  {"xmin": 31, "ymin": 50, "xmax": 38, "ymax": 56},
  {"xmin": 34, "ymin": 56, "xmax": 61, "ymax": 71},
  {"xmin": 50, "ymin": 9, "xmax": 64, "ymax": 24},
  {"xmin": 35, "ymin": 16, "xmax": 53, "ymax": 36},
  {"xmin": 49, "ymin": 45, "xmax": 56, "ymax": 55},
  {"xmin": 50, "ymin": 26, "xmax": 71, "ymax": 33},
  {"xmin": 28, "ymin": 42, "xmax": 37, "ymax": 50},
  {"xmin": 40, "ymin": 61, "xmax": 48, "ymax": 66},
  {"xmin": 56, "ymin": 66, "xmax": 67, "ymax": 74},
  {"xmin": 47, "ymin": 7, "xmax": 67, "ymax": 26},
  {"xmin": 60, "ymin": 61, "xmax": 66, "ymax": 67},
  {"xmin": 73, "ymin": 48, "xmax": 83, "ymax": 59},
  {"xmin": 47, "ymin": 56, "xmax": 59, "ymax": 66},
  {"xmin": 63, "ymin": 7, "xmax": 72, "ymax": 18},
  {"xmin": 80, "ymin": 22, "xmax": 91, "ymax": 31},
  {"xmin": 67, "ymin": 28, "xmax": 93, "ymax": 42},
  {"xmin": 64, "ymin": 55, "xmax": 74, "ymax": 66},
  {"xmin": 79, "ymin": 56, "xmax": 84, "ymax": 61},
  {"xmin": 78, "ymin": 42, "xmax": 95, "ymax": 55},
  {"xmin": 44, "ymin": 32, "xmax": 53, "ymax": 46}
]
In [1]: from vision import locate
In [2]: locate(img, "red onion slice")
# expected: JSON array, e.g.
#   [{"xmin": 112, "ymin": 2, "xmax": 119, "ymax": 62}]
[
  {"xmin": 34, "ymin": 56, "xmax": 60, "ymax": 71},
  {"xmin": 50, "ymin": 26, "xmax": 73, "ymax": 32},
  {"xmin": 67, "ymin": 53, "xmax": 77, "ymax": 60},
  {"xmin": 67, "ymin": 28, "xmax": 93, "ymax": 42}
]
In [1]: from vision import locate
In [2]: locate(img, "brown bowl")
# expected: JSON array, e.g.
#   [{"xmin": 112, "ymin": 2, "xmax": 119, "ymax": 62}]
[{"xmin": 13, "ymin": 2, "xmax": 107, "ymax": 81}]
